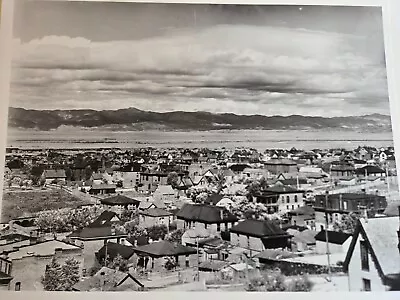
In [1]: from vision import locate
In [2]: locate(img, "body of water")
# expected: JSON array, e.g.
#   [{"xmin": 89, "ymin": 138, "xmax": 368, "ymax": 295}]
[{"xmin": 6, "ymin": 128, "xmax": 394, "ymax": 151}]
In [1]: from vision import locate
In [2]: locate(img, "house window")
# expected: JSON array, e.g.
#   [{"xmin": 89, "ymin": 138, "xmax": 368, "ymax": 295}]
[
  {"xmin": 362, "ymin": 278, "xmax": 371, "ymax": 291},
  {"xmin": 217, "ymin": 223, "xmax": 220, "ymax": 232},
  {"xmin": 294, "ymin": 195, "xmax": 298, "ymax": 202},
  {"xmin": 287, "ymin": 205, "xmax": 289, "ymax": 210},
  {"xmin": 15, "ymin": 282, "xmax": 21, "ymax": 291},
  {"xmin": 286, "ymin": 196, "xmax": 290, "ymax": 203},
  {"xmin": 292, "ymin": 205, "xmax": 295, "ymax": 210},
  {"xmin": 360, "ymin": 240, "xmax": 369, "ymax": 271}
]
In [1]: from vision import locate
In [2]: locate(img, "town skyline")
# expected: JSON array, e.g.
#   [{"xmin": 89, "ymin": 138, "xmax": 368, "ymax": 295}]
[{"xmin": 9, "ymin": 2, "xmax": 390, "ymax": 117}]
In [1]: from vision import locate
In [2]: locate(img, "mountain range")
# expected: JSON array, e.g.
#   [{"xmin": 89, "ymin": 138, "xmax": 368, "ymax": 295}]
[{"xmin": 7, "ymin": 107, "xmax": 392, "ymax": 132}]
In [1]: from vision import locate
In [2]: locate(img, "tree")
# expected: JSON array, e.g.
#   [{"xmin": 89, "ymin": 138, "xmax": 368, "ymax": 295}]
[
  {"xmin": 42, "ymin": 257, "xmax": 63, "ymax": 291},
  {"xmin": 42, "ymin": 257, "xmax": 81, "ymax": 291},
  {"xmin": 167, "ymin": 172, "xmax": 180, "ymax": 188},
  {"xmin": 108, "ymin": 254, "xmax": 129, "ymax": 272},
  {"xmin": 60, "ymin": 258, "xmax": 80, "ymax": 291},
  {"xmin": 165, "ymin": 228, "xmax": 185, "ymax": 243},
  {"xmin": 147, "ymin": 224, "xmax": 168, "ymax": 241},
  {"xmin": 247, "ymin": 270, "xmax": 313, "ymax": 292},
  {"xmin": 333, "ymin": 212, "xmax": 361, "ymax": 234},
  {"xmin": 120, "ymin": 208, "xmax": 139, "ymax": 223}
]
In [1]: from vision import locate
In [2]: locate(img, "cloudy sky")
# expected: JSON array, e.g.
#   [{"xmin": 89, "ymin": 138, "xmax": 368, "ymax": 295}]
[{"xmin": 10, "ymin": 1, "xmax": 389, "ymax": 117}]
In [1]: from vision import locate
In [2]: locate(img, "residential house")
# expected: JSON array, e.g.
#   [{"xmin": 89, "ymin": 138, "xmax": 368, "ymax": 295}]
[
  {"xmin": 90, "ymin": 173, "xmax": 105, "ymax": 185},
  {"xmin": 0, "ymin": 257, "xmax": 13, "ymax": 291},
  {"xmin": 264, "ymin": 159, "xmax": 298, "ymax": 175},
  {"xmin": 343, "ymin": 215, "xmax": 400, "ymax": 291},
  {"xmin": 287, "ymin": 205, "xmax": 316, "ymax": 229},
  {"xmin": 131, "ymin": 240, "xmax": 197, "ymax": 272},
  {"xmin": 89, "ymin": 184, "xmax": 117, "ymax": 195},
  {"xmin": 72, "ymin": 266, "xmax": 144, "ymax": 291},
  {"xmin": 337, "ymin": 176, "xmax": 357, "ymax": 186},
  {"xmin": 88, "ymin": 211, "xmax": 123, "ymax": 228},
  {"xmin": 41, "ymin": 169, "xmax": 67, "ymax": 185},
  {"xmin": 3, "ymin": 240, "xmax": 83, "ymax": 291},
  {"xmin": 355, "ymin": 165, "xmax": 386, "ymax": 178},
  {"xmin": 67, "ymin": 226, "xmax": 127, "ymax": 272},
  {"xmin": 95, "ymin": 242, "xmax": 135, "ymax": 266},
  {"xmin": 188, "ymin": 162, "xmax": 212, "ymax": 178},
  {"xmin": 99, "ymin": 195, "xmax": 140, "ymax": 214},
  {"xmin": 204, "ymin": 193, "xmax": 224, "ymax": 206},
  {"xmin": 139, "ymin": 208, "xmax": 174, "ymax": 228},
  {"xmin": 153, "ymin": 185, "xmax": 176, "ymax": 207},
  {"xmin": 175, "ymin": 203, "xmax": 238, "ymax": 235},
  {"xmin": 263, "ymin": 185, "xmax": 305, "ymax": 214},
  {"xmin": 314, "ymin": 230, "xmax": 352, "ymax": 255},
  {"xmin": 139, "ymin": 172, "xmax": 169, "ymax": 193},
  {"xmin": 242, "ymin": 168, "xmax": 269, "ymax": 181},
  {"xmin": 230, "ymin": 219, "xmax": 292, "ymax": 253},
  {"xmin": 275, "ymin": 177, "xmax": 310, "ymax": 190},
  {"xmin": 330, "ymin": 164, "xmax": 355, "ymax": 178}
]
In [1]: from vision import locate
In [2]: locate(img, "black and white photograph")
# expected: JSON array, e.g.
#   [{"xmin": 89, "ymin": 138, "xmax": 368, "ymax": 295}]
[{"xmin": 1, "ymin": 0, "xmax": 400, "ymax": 293}]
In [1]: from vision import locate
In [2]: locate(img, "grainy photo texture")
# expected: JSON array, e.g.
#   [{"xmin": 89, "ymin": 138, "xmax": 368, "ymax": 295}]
[{"xmin": 1, "ymin": 0, "xmax": 399, "ymax": 293}]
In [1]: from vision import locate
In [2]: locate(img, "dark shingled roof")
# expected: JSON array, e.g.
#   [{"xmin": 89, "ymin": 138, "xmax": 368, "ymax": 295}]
[
  {"xmin": 264, "ymin": 185, "xmax": 303, "ymax": 194},
  {"xmin": 96, "ymin": 242, "xmax": 135, "ymax": 261},
  {"xmin": 140, "ymin": 207, "xmax": 172, "ymax": 217},
  {"xmin": 133, "ymin": 240, "xmax": 197, "ymax": 258},
  {"xmin": 88, "ymin": 211, "xmax": 121, "ymax": 228},
  {"xmin": 355, "ymin": 165, "xmax": 386, "ymax": 175},
  {"xmin": 204, "ymin": 193, "xmax": 224, "ymax": 205},
  {"xmin": 176, "ymin": 204, "xmax": 238, "ymax": 224},
  {"xmin": 314, "ymin": 230, "xmax": 351, "ymax": 245},
  {"xmin": 100, "ymin": 195, "xmax": 140, "ymax": 206},
  {"xmin": 69, "ymin": 226, "xmax": 127, "ymax": 240},
  {"xmin": 230, "ymin": 219, "xmax": 289, "ymax": 238}
]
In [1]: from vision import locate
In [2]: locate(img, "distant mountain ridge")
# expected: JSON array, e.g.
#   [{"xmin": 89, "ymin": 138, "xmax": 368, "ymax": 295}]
[{"xmin": 7, "ymin": 107, "xmax": 392, "ymax": 131}]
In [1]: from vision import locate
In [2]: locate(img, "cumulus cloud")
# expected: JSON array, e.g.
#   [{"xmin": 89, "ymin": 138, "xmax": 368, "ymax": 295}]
[{"xmin": 10, "ymin": 24, "xmax": 389, "ymax": 116}]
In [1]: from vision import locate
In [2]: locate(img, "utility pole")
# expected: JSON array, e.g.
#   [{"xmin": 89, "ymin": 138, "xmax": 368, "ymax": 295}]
[
  {"xmin": 325, "ymin": 191, "xmax": 332, "ymax": 282},
  {"xmin": 104, "ymin": 240, "xmax": 108, "ymax": 267},
  {"xmin": 196, "ymin": 236, "xmax": 200, "ymax": 281}
]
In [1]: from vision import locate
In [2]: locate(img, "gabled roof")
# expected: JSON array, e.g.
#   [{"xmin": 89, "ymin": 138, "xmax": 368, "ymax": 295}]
[
  {"xmin": 176, "ymin": 203, "xmax": 238, "ymax": 224},
  {"xmin": 72, "ymin": 267, "xmax": 143, "ymax": 291},
  {"xmin": 6, "ymin": 239, "xmax": 81, "ymax": 260},
  {"xmin": 230, "ymin": 219, "xmax": 290, "ymax": 239},
  {"xmin": 133, "ymin": 240, "xmax": 197, "ymax": 258},
  {"xmin": 204, "ymin": 193, "xmax": 224, "ymax": 205},
  {"xmin": 96, "ymin": 242, "xmax": 135, "ymax": 261},
  {"xmin": 344, "ymin": 217, "xmax": 400, "ymax": 279},
  {"xmin": 100, "ymin": 195, "xmax": 140, "ymax": 206},
  {"xmin": 276, "ymin": 178, "xmax": 307, "ymax": 186},
  {"xmin": 88, "ymin": 211, "xmax": 121, "ymax": 228},
  {"xmin": 314, "ymin": 230, "xmax": 351, "ymax": 245},
  {"xmin": 43, "ymin": 169, "xmax": 66, "ymax": 178}
]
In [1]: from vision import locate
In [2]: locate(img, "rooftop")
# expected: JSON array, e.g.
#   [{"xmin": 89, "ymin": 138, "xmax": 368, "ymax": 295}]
[{"xmin": 230, "ymin": 219, "xmax": 289, "ymax": 239}]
